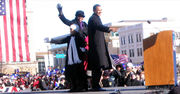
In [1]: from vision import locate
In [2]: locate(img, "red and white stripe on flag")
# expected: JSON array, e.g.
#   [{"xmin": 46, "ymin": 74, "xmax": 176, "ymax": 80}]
[
  {"xmin": 111, "ymin": 54, "xmax": 128, "ymax": 66},
  {"xmin": 118, "ymin": 54, "xmax": 128, "ymax": 63},
  {"xmin": 0, "ymin": 0, "xmax": 30, "ymax": 62}
]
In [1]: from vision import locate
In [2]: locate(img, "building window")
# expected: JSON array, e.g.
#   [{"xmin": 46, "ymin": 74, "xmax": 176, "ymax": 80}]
[
  {"xmin": 128, "ymin": 36, "xmax": 130, "ymax": 44},
  {"xmin": 123, "ymin": 36, "xmax": 126, "ymax": 45},
  {"xmin": 122, "ymin": 50, "xmax": 124, "ymax": 54},
  {"xmin": 129, "ymin": 49, "xmax": 134, "ymax": 57},
  {"xmin": 132, "ymin": 49, "xmax": 134, "ymax": 57},
  {"xmin": 38, "ymin": 62, "xmax": 45, "ymax": 73},
  {"xmin": 112, "ymin": 32, "xmax": 119, "ymax": 37},
  {"xmin": 122, "ymin": 50, "xmax": 127, "ymax": 55},
  {"xmin": 131, "ymin": 35, "xmax": 134, "ymax": 43},
  {"xmin": 139, "ymin": 34, "xmax": 142, "ymax": 42},
  {"xmin": 140, "ymin": 48, "xmax": 143, "ymax": 56},
  {"xmin": 137, "ymin": 48, "xmax": 143, "ymax": 56},
  {"xmin": 121, "ymin": 37, "xmax": 123, "ymax": 45},
  {"xmin": 121, "ymin": 36, "xmax": 126, "ymax": 45},
  {"xmin": 123, "ymin": 50, "xmax": 126, "ymax": 55},
  {"xmin": 111, "ymin": 32, "xmax": 114, "ymax": 36},
  {"xmin": 136, "ymin": 34, "xmax": 139, "ymax": 42},
  {"xmin": 137, "ymin": 48, "xmax": 139, "ymax": 56},
  {"xmin": 136, "ymin": 33, "xmax": 142, "ymax": 42},
  {"xmin": 129, "ymin": 49, "xmax": 131, "ymax": 57},
  {"xmin": 115, "ymin": 33, "xmax": 119, "ymax": 36},
  {"xmin": 128, "ymin": 35, "xmax": 134, "ymax": 44}
]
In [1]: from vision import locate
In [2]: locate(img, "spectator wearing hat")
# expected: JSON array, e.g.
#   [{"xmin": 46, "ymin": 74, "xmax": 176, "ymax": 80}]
[
  {"xmin": 110, "ymin": 64, "xmax": 126, "ymax": 86},
  {"xmin": 124, "ymin": 63, "xmax": 143, "ymax": 86},
  {"xmin": 124, "ymin": 63, "xmax": 134, "ymax": 86},
  {"xmin": 50, "ymin": 4, "xmax": 88, "ymax": 92}
]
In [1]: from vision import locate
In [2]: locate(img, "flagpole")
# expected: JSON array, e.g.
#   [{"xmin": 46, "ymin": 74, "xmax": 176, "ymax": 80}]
[{"xmin": 0, "ymin": 61, "xmax": 2, "ymax": 73}]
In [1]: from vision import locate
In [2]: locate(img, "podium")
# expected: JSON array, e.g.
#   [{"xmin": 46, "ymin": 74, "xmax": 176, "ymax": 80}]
[{"xmin": 143, "ymin": 30, "xmax": 177, "ymax": 87}]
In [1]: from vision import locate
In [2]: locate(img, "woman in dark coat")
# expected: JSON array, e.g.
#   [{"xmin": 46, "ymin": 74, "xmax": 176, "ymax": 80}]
[
  {"xmin": 87, "ymin": 4, "xmax": 116, "ymax": 90},
  {"xmin": 50, "ymin": 4, "xmax": 88, "ymax": 92}
]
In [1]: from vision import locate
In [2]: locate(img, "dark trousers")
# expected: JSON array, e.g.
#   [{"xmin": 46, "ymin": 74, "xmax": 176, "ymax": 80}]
[
  {"xmin": 66, "ymin": 63, "xmax": 88, "ymax": 90},
  {"xmin": 92, "ymin": 68, "xmax": 102, "ymax": 89}
]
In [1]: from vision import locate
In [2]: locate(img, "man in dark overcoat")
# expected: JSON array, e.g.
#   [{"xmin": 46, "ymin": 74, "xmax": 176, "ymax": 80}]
[{"xmin": 88, "ymin": 4, "xmax": 116, "ymax": 91}]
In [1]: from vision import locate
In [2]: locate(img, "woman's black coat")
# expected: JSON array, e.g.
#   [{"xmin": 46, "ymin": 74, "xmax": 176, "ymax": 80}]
[{"xmin": 50, "ymin": 13, "xmax": 88, "ymax": 82}]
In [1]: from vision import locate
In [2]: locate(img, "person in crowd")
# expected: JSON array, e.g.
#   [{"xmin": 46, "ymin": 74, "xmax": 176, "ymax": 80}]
[
  {"xmin": 59, "ymin": 77, "xmax": 66, "ymax": 89},
  {"xmin": 48, "ymin": 3, "xmax": 88, "ymax": 92},
  {"xmin": 32, "ymin": 77, "xmax": 40, "ymax": 91},
  {"xmin": 110, "ymin": 64, "xmax": 126, "ymax": 86},
  {"xmin": 4, "ymin": 78, "xmax": 11, "ymax": 86},
  {"xmin": 38, "ymin": 76, "xmax": 47, "ymax": 90},
  {"xmin": 87, "ymin": 4, "xmax": 117, "ymax": 91},
  {"xmin": 124, "ymin": 63, "xmax": 143, "ymax": 86},
  {"xmin": 0, "ymin": 80, "xmax": 3, "ymax": 89},
  {"xmin": 168, "ymin": 86, "xmax": 180, "ymax": 94},
  {"xmin": 140, "ymin": 71, "xmax": 145, "ymax": 85},
  {"xmin": 101, "ymin": 71, "xmax": 110, "ymax": 87}
]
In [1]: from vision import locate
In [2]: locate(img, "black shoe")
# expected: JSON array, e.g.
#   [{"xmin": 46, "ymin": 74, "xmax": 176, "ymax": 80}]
[
  {"xmin": 69, "ymin": 88, "xmax": 88, "ymax": 92},
  {"xmin": 89, "ymin": 88, "xmax": 106, "ymax": 91},
  {"xmin": 76, "ymin": 88, "xmax": 88, "ymax": 92},
  {"xmin": 68, "ymin": 89, "xmax": 77, "ymax": 92}
]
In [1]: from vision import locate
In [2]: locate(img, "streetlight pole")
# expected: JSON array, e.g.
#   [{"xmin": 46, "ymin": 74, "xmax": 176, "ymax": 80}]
[
  {"xmin": 44, "ymin": 37, "xmax": 51, "ymax": 69},
  {"xmin": 117, "ymin": 42, "xmax": 119, "ymax": 55},
  {"xmin": 47, "ymin": 45, "xmax": 50, "ymax": 68},
  {"xmin": 118, "ymin": 17, "xmax": 167, "ymax": 23}
]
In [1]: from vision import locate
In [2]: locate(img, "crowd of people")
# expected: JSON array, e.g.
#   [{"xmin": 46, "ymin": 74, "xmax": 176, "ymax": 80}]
[
  {"xmin": 101, "ymin": 63, "xmax": 145, "ymax": 87},
  {"xmin": 0, "ymin": 63, "xmax": 145, "ymax": 93},
  {"xmin": 0, "ymin": 70, "xmax": 68, "ymax": 92}
]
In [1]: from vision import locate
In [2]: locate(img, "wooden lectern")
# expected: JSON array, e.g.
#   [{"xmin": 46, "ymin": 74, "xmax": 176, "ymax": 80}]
[{"xmin": 143, "ymin": 30, "xmax": 177, "ymax": 87}]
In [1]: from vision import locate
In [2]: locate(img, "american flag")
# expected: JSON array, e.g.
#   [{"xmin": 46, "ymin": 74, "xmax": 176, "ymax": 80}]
[
  {"xmin": 111, "ymin": 54, "xmax": 128, "ymax": 65},
  {"xmin": 0, "ymin": 0, "xmax": 30, "ymax": 63}
]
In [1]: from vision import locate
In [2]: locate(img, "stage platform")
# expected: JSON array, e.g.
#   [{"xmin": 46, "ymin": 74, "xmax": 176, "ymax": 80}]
[{"xmin": 5, "ymin": 86, "xmax": 170, "ymax": 94}]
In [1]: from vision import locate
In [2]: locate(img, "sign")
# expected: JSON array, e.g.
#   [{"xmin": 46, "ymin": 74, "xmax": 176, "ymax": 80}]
[{"xmin": 56, "ymin": 54, "xmax": 66, "ymax": 58}]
